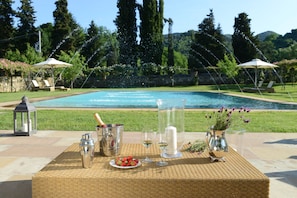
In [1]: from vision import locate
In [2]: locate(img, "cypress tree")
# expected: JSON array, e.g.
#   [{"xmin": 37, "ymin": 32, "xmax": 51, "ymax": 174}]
[
  {"xmin": 114, "ymin": 0, "xmax": 138, "ymax": 66},
  {"xmin": 52, "ymin": 0, "xmax": 73, "ymax": 57},
  {"xmin": 139, "ymin": 0, "xmax": 164, "ymax": 65},
  {"xmin": 82, "ymin": 21, "xmax": 101, "ymax": 68},
  {"xmin": 15, "ymin": 0, "xmax": 37, "ymax": 53},
  {"xmin": 155, "ymin": 0, "xmax": 164, "ymax": 65},
  {"xmin": 232, "ymin": 12, "xmax": 259, "ymax": 63},
  {"xmin": 188, "ymin": 9, "xmax": 225, "ymax": 73},
  {"xmin": 0, "ymin": 0, "xmax": 15, "ymax": 57},
  {"xmin": 165, "ymin": 18, "xmax": 174, "ymax": 67}
]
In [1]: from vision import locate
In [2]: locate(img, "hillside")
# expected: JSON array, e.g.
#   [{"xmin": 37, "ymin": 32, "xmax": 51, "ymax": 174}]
[
  {"xmin": 257, "ymin": 31, "xmax": 280, "ymax": 41},
  {"xmin": 163, "ymin": 29, "xmax": 294, "ymax": 57}
]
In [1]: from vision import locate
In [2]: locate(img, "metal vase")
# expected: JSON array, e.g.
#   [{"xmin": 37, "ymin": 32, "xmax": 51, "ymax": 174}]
[{"xmin": 206, "ymin": 130, "xmax": 229, "ymax": 162}]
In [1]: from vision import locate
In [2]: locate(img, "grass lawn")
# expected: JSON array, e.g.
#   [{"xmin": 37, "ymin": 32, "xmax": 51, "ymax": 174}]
[{"xmin": 0, "ymin": 85, "xmax": 296, "ymax": 132}]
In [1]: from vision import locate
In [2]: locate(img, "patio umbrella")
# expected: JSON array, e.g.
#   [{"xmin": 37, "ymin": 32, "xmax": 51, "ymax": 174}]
[
  {"xmin": 33, "ymin": 58, "xmax": 72, "ymax": 86},
  {"xmin": 237, "ymin": 58, "xmax": 278, "ymax": 87}
]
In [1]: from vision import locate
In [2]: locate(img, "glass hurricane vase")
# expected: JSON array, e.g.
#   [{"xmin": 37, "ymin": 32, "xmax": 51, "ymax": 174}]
[{"xmin": 157, "ymin": 99, "xmax": 186, "ymax": 158}]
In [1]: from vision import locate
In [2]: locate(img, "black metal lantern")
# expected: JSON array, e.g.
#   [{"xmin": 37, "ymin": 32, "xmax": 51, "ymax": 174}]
[{"xmin": 13, "ymin": 96, "xmax": 37, "ymax": 136}]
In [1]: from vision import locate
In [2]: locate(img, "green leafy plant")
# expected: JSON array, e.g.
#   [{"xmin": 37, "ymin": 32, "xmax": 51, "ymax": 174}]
[
  {"xmin": 185, "ymin": 140, "xmax": 207, "ymax": 153},
  {"xmin": 205, "ymin": 107, "xmax": 251, "ymax": 130}
]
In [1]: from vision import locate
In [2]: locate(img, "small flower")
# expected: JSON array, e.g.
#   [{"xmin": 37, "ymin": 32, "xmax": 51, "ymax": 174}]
[{"xmin": 206, "ymin": 107, "xmax": 251, "ymax": 130}]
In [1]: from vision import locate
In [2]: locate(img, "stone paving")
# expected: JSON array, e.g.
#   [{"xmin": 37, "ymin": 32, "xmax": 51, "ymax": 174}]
[{"xmin": 0, "ymin": 130, "xmax": 296, "ymax": 198}]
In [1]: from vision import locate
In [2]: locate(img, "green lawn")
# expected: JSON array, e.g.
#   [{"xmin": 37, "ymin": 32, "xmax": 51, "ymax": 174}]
[{"xmin": 0, "ymin": 85, "xmax": 297, "ymax": 132}]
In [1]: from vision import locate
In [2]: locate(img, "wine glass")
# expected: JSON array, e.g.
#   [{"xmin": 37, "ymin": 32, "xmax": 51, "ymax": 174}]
[
  {"xmin": 156, "ymin": 132, "xmax": 168, "ymax": 166},
  {"xmin": 141, "ymin": 130, "xmax": 154, "ymax": 163}
]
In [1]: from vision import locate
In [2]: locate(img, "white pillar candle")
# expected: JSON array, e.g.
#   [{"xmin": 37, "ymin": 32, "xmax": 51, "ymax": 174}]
[
  {"xmin": 166, "ymin": 126, "xmax": 177, "ymax": 155},
  {"xmin": 22, "ymin": 123, "xmax": 28, "ymax": 132},
  {"xmin": 29, "ymin": 119, "xmax": 32, "ymax": 132}
]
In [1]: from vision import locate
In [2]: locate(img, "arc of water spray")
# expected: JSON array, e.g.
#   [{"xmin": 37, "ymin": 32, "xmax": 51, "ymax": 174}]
[
  {"xmin": 190, "ymin": 48, "xmax": 244, "ymax": 92},
  {"xmin": 190, "ymin": 48, "xmax": 224, "ymax": 87},
  {"xmin": 58, "ymin": 35, "xmax": 109, "ymax": 87},
  {"xmin": 93, "ymin": 52, "xmax": 109, "ymax": 68},
  {"xmin": 271, "ymin": 67, "xmax": 294, "ymax": 101},
  {"xmin": 80, "ymin": 55, "xmax": 109, "ymax": 88},
  {"xmin": 69, "ymin": 35, "xmax": 99, "ymax": 63},
  {"xmin": 192, "ymin": 41, "xmax": 245, "ymax": 89},
  {"xmin": 55, "ymin": 35, "xmax": 101, "ymax": 86},
  {"xmin": 193, "ymin": 42, "xmax": 220, "ymax": 62},
  {"xmin": 87, "ymin": 42, "xmax": 110, "ymax": 65},
  {"xmin": 189, "ymin": 47, "xmax": 221, "ymax": 90},
  {"xmin": 200, "ymin": 32, "xmax": 241, "ymax": 63},
  {"xmin": 235, "ymin": 29, "xmax": 268, "ymax": 62},
  {"xmin": 191, "ymin": 42, "xmax": 243, "ymax": 89},
  {"xmin": 74, "ymin": 42, "xmax": 111, "ymax": 87},
  {"xmin": 189, "ymin": 53, "xmax": 220, "ymax": 89},
  {"xmin": 48, "ymin": 27, "xmax": 80, "ymax": 58}
]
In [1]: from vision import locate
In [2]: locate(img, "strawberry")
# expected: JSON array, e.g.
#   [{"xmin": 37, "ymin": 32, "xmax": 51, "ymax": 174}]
[
  {"xmin": 130, "ymin": 160, "xmax": 136, "ymax": 166},
  {"xmin": 116, "ymin": 158, "xmax": 122, "ymax": 166}
]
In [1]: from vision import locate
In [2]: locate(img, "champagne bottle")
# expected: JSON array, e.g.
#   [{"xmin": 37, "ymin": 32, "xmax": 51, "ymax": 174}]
[{"xmin": 94, "ymin": 113, "xmax": 107, "ymax": 127}]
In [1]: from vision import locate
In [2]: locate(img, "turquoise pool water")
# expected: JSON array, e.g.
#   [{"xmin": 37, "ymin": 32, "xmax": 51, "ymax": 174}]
[{"xmin": 32, "ymin": 91, "xmax": 297, "ymax": 109}]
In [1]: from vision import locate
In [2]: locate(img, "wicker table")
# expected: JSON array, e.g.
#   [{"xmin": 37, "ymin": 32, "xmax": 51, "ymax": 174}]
[{"xmin": 32, "ymin": 143, "xmax": 269, "ymax": 198}]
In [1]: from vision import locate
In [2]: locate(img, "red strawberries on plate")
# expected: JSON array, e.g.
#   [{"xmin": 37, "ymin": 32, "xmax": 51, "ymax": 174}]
[{"xmin": 115, "ymin": 156, "xmax": 139, "ymax": 167}]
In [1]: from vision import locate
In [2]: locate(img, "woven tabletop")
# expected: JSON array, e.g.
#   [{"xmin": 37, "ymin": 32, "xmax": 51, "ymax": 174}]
[{"xmin": 32, "ymin": 143, "xmax": 269, "ymax": 198}]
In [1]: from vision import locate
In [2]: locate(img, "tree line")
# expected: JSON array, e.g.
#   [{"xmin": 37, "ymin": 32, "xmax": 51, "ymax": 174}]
[{"xmin": 0, "ymin": 0, "xmax": 296, "ymax": 87}]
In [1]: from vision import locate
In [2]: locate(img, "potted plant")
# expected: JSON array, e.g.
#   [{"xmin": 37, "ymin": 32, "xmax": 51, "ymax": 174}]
[{"xmin": 205, "ymin": 107, "xmax": 251, "ymax": 162}]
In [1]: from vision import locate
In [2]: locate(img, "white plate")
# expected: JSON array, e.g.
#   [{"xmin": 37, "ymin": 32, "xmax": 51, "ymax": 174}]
[{"xmin": 109, "ymin": 159, "xmax": 142, "ymax": 169}]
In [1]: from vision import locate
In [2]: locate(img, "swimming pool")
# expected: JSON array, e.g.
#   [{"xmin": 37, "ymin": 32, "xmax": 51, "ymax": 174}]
[{"xmin": 32, "ymin": 91, "xmax": 297, "ymax": 110}]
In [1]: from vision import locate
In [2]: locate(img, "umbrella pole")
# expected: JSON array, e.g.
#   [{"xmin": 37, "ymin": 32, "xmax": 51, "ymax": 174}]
[
  {"xmin": 255, "ymin": 68, "xmax": 258, "ymax": 87},
  {"xmin": 52, "ymin": 67, "xmax": 55, "ymax": 88},
  {"xmin": 11, "ymin": 75, "xmax": 13, "ymax": 92}
]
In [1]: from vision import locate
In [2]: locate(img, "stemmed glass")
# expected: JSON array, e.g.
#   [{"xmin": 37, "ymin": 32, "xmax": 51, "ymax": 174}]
[
  {"xmin": 156, "ymin": 132, "xmax": 168, "ymax": 166},
  {"xmin": 141, "ymin": 130, "xmax": 154, "ymax": 163}
]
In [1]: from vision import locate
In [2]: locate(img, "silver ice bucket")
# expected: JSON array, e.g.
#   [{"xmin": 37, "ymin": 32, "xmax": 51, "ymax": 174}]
[{"xmin": 96, "ymin": 124, "xmax": 123, "ymax": 156}]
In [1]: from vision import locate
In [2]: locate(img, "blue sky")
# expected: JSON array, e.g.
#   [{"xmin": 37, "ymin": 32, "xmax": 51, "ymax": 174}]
[{"xmin": 13, "ymin": 0, "xmax": 297, "ymax": 35}]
